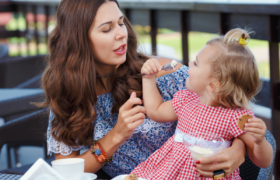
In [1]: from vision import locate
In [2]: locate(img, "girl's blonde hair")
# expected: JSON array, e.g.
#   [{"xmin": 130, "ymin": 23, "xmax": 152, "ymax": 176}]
[{"xmin": 206, "ymin": 28, "xmax": 261, "ymax": 110}]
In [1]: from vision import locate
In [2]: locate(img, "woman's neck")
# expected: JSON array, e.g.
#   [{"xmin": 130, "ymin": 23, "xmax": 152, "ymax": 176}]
[
  {"xmin": 96, "ymin": 77, "xmax": 113, "ymax": 96},
  {"xmin": 95, "ymin": 64, "xmax": 115, "ymax": 95},
  {"xmin": 95, "ymin": 61, "xmax": 115, "ymax": 76}
]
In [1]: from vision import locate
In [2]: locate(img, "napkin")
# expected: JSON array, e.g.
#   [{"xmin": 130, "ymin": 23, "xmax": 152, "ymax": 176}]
[{"xmin": 20, "ymin": 158, "xmax": 66, "ymax": 180}]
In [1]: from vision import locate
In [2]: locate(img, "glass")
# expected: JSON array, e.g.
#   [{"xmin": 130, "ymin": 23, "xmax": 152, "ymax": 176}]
[{"xmin": 183, "ymin": 132, "xmax": 225, "ymax": 180}]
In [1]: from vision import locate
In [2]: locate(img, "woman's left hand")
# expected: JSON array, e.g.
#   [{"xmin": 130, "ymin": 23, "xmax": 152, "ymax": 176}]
[{"xmin": 195, "ymin": 138, "xmax": 246, "ymax": 178}]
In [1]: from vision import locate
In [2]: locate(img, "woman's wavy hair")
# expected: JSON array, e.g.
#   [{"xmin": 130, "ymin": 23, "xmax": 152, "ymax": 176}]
[
  {"xmin": 207, "ymin": 28, "xmax": 261, "ymax": 110},
  {"xmin": 40, "ymin": 0, "xmax": 148, "ymax": 146}
]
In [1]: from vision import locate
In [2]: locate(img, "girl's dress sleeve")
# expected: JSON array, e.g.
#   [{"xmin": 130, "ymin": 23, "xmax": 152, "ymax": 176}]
[
  {"xmin": 155, "ymin": 65, "xmax": 189, "ymax": 101},
  {"xmin": 47, "ymin": 110, "xmax": 84, "ymax": 156},
  {"xmin": 230, "ymin": 108, "xmax": 255, "ymax": 138},
  {"xmin": 172, "ymin": 89, "xmax": 192, "ymax": 116}
]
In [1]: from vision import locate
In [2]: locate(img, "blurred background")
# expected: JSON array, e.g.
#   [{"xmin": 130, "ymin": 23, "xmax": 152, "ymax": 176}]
[{"xmin": 0, "ymin": 0, "xmax": 279, "ymax": 179}]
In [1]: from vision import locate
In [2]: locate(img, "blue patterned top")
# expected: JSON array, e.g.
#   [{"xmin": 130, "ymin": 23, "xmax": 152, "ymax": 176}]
[{"xmin": 47, "ymin": 65, "xmax": 189, "ymax": 177}]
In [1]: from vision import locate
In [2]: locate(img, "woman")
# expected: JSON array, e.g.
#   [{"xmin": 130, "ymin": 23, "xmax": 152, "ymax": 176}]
[{"xmin": 42, "ymin": 0, "xmax": 246, "ymax": 178}]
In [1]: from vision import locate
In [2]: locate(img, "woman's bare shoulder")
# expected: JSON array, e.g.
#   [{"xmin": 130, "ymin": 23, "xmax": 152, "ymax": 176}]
[{"xmin": 149, "ymin": 56, "xmax": 183, "ymax": 78}]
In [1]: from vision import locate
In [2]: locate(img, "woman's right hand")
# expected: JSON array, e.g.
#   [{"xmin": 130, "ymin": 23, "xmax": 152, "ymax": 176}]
[
  {"xmin": 56, "ymin": 92, "xmax": 146, "ymax": 173},
  {"xmin": 113, "ymin": 92, "xmax": 146, "ymax": 142}
]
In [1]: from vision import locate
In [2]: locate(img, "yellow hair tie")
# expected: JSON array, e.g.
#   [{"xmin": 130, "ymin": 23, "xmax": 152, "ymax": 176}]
[{"xmin": 238, "ymin": 37, "xmax": 248, "ymax": 46}]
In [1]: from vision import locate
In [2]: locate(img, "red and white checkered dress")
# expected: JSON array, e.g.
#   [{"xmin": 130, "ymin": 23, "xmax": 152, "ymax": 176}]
[{"xmin": 132, "ymin": 89, "xmax": 254, "ymax": 180}]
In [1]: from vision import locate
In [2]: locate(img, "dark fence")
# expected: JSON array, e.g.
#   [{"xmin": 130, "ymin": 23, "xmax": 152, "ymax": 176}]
[{"xmin": 0, "ymin": 0, "xmax": 280, "ymax": 178}]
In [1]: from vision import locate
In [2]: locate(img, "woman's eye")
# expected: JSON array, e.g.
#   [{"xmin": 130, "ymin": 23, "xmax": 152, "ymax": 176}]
[
  {"xmin": 194, "ymin": 61, "xmax": 197, "ymax": 66},
  {"xmin": 119, "ymin": 23, "xmax": 125, "ymax": 26},
  {"xmin": 103, "ymin": 28, "xmax": 111, "ymax": 33}
]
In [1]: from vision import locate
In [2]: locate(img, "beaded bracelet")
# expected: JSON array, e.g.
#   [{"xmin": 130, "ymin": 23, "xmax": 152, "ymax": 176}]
[{"xmin": 91, "ymin": 140, "xmax": 113, "ymax": 166}]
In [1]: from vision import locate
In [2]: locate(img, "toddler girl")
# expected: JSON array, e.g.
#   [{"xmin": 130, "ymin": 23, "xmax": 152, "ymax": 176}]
[{"xmin": 131, "ymin": 28, "xmax": 273, "ymax": 180}]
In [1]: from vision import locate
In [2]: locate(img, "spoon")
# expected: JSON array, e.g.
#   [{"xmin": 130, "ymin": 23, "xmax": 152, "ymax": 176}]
[{"xmin": 138, "ymin": 60, "xmax": 177, "ymax": 76}]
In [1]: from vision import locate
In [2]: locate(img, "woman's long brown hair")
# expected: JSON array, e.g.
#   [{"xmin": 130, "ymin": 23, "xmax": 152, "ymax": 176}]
[{"xmin": 40, "ymin": 0, "xmax": 148, "ymax": 146}]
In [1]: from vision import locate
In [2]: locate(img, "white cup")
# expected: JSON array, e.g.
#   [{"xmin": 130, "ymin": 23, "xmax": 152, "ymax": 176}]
[{"xmin": 51, "ymin": 158, "xmax": 85, "ymax": 180}]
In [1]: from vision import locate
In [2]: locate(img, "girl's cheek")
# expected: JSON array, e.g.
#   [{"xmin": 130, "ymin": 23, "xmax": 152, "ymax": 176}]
[{"xmin": 187, "ymin": 69, "xmax": 192, "ymax": 77}]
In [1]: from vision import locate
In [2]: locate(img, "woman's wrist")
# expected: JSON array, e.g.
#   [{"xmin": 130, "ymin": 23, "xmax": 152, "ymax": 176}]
[
  {"xmin": 100, "ymin": 127, "xmax": 125, "ymax": 155},
  {"xmin": 112, "ymin": 132, "xmax": 126, "ymax": 146},
  {"xmin": 232, "ymin": 138, "xmax": 246, "ymax": 162},
  {"xmin": 80, "ymin": 129, "xmax": 124, "ymax": 172},
  {"xmin": 91, "ymin": 140, "xmax": 113, "ymax": 166},
  {"xmin": 233, "ymin": 138, "xmax": 246, "ymax": 151}
]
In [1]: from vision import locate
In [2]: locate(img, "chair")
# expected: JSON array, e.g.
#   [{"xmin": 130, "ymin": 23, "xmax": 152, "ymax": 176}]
[
  {"xmin": 0, "ymin": 55, "xmax": 46, "ymax": 88},
  {"xmin": 0, "ymin": 88, "xmax": 45, "ymax": 122},
  {"xmin": 0, "ymin": 44, "xmax": 9, "ymax": 59},
  {"xmin": 0, "ymin": 108, "xmax": 50, "ymax": 169},
  {"xmin": 14, "ymin": 74, "xmax": 42, "ymax": 89},
  {"xmin": 239, "ymin": 130, "xmax": 276, "ymax": 180}
]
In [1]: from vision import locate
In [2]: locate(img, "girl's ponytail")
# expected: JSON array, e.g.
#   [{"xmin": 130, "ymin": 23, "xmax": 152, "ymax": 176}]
[{"xmin": 223, "ymin": 28, "xmax": 253, "ymax": 46}]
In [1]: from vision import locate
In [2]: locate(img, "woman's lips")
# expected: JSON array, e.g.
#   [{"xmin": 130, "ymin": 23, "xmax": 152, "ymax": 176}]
[{"xmin": 114, "ymin": 44, "xmax": 126, "ymax": 55}]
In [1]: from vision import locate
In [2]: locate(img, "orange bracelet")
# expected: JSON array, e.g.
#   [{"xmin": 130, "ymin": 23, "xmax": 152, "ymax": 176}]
[{"xmin": 91, "ymin": 140, "xmax": 113, "ymax": 166}]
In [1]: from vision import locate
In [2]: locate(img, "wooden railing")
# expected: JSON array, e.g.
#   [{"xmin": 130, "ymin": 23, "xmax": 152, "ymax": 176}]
[{"xmin": 0, "ymin": 0, "xmax": 280, "ymax": 178}]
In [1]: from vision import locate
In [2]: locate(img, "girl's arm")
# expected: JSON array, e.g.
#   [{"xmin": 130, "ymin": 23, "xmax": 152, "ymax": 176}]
[
  {"xmin": 141, "ymin": 58, "xmax": 177, "ymax": 122},
  {"xmin": 238, "ymin": 118, "xmax": 273, "ymax": 168}
]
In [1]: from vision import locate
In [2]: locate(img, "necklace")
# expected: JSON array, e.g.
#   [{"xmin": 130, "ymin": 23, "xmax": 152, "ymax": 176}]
[
  {"xmin": 97, "ymin": 95, "xmax": 115, "ymax": 128},
  {"xmin": 96, "ymin": 72, "xmax": 114, "ymax": 78}
]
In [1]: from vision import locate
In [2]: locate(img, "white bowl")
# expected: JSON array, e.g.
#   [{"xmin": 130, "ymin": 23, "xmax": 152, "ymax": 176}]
[{"xmin": 183, "ymin": 132, "xmax": 225, "ymax": 161}]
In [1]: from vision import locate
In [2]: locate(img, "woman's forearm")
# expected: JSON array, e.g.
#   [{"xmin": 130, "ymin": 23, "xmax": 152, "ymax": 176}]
[
  {"xmin": 231, "ymin": 138, "xmax": 246, "ymax": 157},
  {"xmin": 55, "ymin": 128, "xmax": 125, "ymax": 173},
  {"xmin": 228, "ymin": 138, "xmax": 246, "ymax": 167}
]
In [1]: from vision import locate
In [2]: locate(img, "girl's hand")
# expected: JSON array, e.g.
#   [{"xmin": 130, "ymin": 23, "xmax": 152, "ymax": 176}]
[
  {"xmin": 113, "ymin": 92, "xmax": 146, "ymax": 142},
  {"xmin": 244, "ymin": 118, "xmax": 267, "ymax": 144},
  {"xmin": 141, "ymin": 58, "xmax": 162, "ymax": 78}
]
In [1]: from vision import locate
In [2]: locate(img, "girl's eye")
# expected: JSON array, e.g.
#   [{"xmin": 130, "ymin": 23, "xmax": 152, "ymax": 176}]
[
  {"xmin": 119, "ymin": 23, "xmax": 125, "ymax": 26},
  {"xmin": 194, "ymin": 61, "xmax": 197, "ymax": 66}
]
